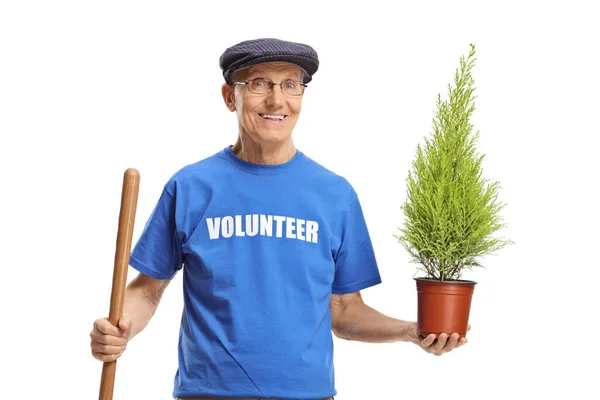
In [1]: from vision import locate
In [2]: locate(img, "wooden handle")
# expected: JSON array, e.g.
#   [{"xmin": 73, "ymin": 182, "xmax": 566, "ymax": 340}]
[{"xmin": 99, "ymin": 168, "xmax": 140, "ymax": 400}]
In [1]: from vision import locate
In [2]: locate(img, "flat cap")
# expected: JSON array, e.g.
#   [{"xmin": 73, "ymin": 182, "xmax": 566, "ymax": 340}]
[{"xmin": 219, "ymin": 38, "xmax": 319, "ymax": 83}]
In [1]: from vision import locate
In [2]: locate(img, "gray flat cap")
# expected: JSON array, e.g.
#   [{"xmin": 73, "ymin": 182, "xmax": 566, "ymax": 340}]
[{"xmin": 219, "ymin": 38, "xmax": 319, "ymax": 83}]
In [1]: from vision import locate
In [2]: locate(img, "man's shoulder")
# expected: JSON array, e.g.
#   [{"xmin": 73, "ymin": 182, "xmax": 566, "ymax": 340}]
[
  {"xmin": 299, "ymin": 152, "xmax": 359, "ymax": 204},
  {"xmin": 176, "ymin": 148, "xmax": 227, "ymax": 174},
  {"xmin": 164, "ymin": 147, "xmax": 231, "ymax": 192},
  {"xmin": 300, "ymin": 152, "xmax": 352, "ymax": 186}
]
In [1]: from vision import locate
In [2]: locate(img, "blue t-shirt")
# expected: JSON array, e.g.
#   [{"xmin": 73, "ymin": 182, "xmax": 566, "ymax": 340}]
[{"xmin": 129, "ymin": 146, "xmax": 381, "ymax": 399}]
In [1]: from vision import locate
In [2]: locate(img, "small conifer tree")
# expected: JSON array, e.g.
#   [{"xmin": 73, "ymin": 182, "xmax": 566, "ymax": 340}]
[{"xmin": 396, "ymin": 44, "xmax": 512, "ymax": 281}]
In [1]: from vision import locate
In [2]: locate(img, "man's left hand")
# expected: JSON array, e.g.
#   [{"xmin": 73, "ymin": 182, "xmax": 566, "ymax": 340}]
[{"xmin": 407, "ymin": 323, "xmax": 471, "ymax": 356}]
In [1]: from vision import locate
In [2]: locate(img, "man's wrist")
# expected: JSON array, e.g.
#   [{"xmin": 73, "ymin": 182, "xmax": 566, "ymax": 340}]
[{"xmin": 395, "ymin": 320, "xmax": 418, "ymax": 343}]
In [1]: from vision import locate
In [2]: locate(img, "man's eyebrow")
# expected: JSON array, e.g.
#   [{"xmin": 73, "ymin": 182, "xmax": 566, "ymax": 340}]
[{"xmin": 246, "ymin": 69, "xmax": 264, "ymax": 78}]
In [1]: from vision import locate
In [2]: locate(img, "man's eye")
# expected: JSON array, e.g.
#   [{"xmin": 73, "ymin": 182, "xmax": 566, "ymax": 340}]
[{"xmin": 252, "ymin": 79, "xmax": 268, "ymax": 87}]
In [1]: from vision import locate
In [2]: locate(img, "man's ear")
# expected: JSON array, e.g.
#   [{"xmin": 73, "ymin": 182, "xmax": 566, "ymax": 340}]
[{"xmin": 221, "ymin": 83, "xmax": 236, "ymax": 112}]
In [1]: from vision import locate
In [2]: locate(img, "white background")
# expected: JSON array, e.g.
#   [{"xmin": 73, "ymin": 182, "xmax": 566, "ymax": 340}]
[{"xmin": 1, "ymin": 1, "xmax": 599, "ymax": 399}]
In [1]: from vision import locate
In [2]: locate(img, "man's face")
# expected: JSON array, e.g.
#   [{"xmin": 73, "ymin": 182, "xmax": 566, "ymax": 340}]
[{"xmin": 224, "ymin": 62, "xmax": 304, "ymax": 144}]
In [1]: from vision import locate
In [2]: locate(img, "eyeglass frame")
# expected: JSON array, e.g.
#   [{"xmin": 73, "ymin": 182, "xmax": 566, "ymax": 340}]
[{"xmin": 232, "ymin": 77, "xmax": 308, "ymax": 96}]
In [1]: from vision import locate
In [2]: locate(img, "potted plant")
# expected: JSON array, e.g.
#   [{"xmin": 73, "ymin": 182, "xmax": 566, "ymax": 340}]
[{"xmin": 395, "ymin": 44, "xmax": 513, "ymax": 339}]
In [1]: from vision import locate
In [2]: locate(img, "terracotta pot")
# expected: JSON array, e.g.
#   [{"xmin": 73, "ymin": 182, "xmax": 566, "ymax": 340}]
[{"xmin": 415, "ymin": 277, "xmax": 476, "ymax": 339}]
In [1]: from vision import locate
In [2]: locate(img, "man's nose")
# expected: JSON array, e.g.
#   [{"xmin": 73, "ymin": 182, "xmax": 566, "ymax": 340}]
[{"xmin": 265, "ymin": 84, "xmax": 285, "ymax": 106}]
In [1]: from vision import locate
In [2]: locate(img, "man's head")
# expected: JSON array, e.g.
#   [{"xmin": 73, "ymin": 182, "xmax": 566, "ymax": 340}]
[{"xmin": 219, "ymin": 38, "xmax": 319, "ymax": 145}]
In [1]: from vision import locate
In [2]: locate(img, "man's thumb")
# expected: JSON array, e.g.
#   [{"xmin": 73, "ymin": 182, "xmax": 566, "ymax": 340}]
[{"xmin": 118, "ymin": 314, "xmax": 132, "ymax": 337}]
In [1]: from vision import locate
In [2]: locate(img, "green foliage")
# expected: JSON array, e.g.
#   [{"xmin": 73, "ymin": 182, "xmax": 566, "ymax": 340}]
[{"xmin": 395, "ymin": 44, "xmax": 513, "ymax": 281}]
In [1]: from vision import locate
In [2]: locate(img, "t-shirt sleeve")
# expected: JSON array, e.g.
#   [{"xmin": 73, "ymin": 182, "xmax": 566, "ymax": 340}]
[
  {"xmin": 331, "ymin": 188, "xmax": 382, "ymax": 294},
  {"xmin": 129, "ymin": 186, "xmax": 183, "ymax": 280}
]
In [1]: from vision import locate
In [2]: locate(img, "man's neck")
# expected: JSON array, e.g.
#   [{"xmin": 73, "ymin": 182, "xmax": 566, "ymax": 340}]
[{"xmin": 231, "ymin": 136, "xmax": 297, "ymax": 165}]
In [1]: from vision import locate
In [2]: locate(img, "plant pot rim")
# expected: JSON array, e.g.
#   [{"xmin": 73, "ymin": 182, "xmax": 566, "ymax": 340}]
[{"xmin": 414, "ymin": 277, "xmax": 477, "ymax": 285}]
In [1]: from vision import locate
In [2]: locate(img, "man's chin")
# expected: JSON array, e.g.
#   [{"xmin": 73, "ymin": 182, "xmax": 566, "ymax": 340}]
[{"xmin": 255, "ymin": 130, "xmax": 293, "ymax": 143}]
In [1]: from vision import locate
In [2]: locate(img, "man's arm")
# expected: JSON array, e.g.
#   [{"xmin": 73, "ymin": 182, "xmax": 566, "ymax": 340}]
[
  {"xmin": 329, "ymin": 291, "xmax": 468, "ymax": 355},
  {"xmin": 123, "ymin": 271, "xmax": 171, "ymax": 339},
  {"xmin": 90, "ymin": 271, "xmax": 170, "ymax": 362},
  {"xmin": 330, "ymin": 291, "xmax": 412, "ymax": 343}
]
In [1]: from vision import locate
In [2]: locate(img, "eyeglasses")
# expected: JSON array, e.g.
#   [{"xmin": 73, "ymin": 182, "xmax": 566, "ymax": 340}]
[{"xmin": 232, "ymin": 78, "xmax": 307, "ymax": 96}]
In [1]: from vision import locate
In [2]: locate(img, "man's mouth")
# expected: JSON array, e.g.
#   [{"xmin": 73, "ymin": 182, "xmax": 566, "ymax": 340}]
[{"xmin": 258, "ymin": 113, "xmax": 287, "ymax": 121}]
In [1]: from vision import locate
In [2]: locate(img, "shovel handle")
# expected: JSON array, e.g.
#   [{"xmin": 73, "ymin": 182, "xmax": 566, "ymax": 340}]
[{"xmin": 99, "ymin": 168, "xmax": 140, "ymax": 400}]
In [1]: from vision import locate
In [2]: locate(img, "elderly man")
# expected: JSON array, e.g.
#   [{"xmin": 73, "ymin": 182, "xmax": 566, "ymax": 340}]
[{"xmin": 90, "ymin": 38, "xmax": 468, "ymax": 400}]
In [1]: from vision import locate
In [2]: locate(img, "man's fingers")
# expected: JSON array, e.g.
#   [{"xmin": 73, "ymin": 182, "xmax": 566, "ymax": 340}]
[
  {"xmin": 446, "ymin": 333, "xmax": 460, "ymax": 349},
  {"xmin": 419, "ymin": 331, "xmax": 469, "ymax": 356},
  {"xmin": 92, "ymin": 350, "xmax": 123, "ymax": 362},
  {"xmin": 420, "ymin": 334, "xmax": 436, "ymax": 347},
  {"xmin": 94, "ymin": 319, "xmax": 121, "ymax": 336},
  {"xmin": 90, "ymin": 317, "xmax": 130, "ymax": 362},
  {"xmin": 90, "ymin": 341, "xmax": 126, "ymax": 355},
  {"xmin": 456, "ymin": 336, "xmax": 468, "ymax": 348},
  {"xmin": 433, "ymin": 333, "xmax": 448, "ymax": 350},
  {"xmin": 90, "ymin": 330, "xmax": 128, "ymax": 346}
]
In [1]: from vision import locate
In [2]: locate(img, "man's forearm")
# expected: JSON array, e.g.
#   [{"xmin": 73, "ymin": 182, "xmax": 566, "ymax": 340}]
[
  {"xmin": 122, "ymin": 280, "xmax": 161, "ymax": 340},
  {"xmin": 333, "ymin": 301, "xmax": 414, "ymax": 343}
]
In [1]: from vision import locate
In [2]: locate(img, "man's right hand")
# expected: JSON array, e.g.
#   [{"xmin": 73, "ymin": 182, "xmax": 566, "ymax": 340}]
[{"xmin": 90, "ymin": 314, "xmax": 132, "ymax": 362}]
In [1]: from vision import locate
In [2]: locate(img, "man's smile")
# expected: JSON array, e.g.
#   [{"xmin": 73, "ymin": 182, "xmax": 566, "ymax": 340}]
[{"xmin": 258, "ymin": 113, "xmax": 287, "ymax": 122}]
